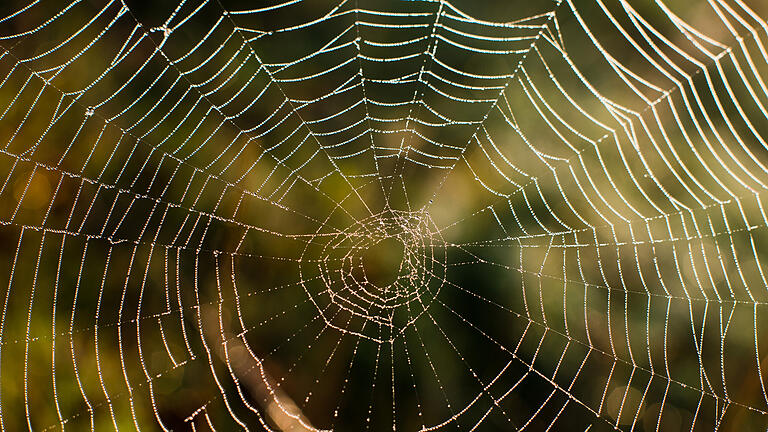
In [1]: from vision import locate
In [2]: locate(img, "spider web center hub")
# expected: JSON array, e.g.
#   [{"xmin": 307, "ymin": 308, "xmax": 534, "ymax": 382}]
[{"xmin": 300, "ymin": 209, "xmax": 448, "ymax": 343}]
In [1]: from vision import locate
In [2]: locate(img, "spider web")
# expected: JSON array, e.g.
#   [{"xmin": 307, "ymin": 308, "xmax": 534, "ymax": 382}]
[{"xmin": 0, "ymin": 0, "xmax": 767, "ymax": 430}]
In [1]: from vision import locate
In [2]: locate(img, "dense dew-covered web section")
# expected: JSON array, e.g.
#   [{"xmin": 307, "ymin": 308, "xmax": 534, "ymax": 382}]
[{"xmin": 1, "ymin": 0, "xmax": 768, "ymax": 430}]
